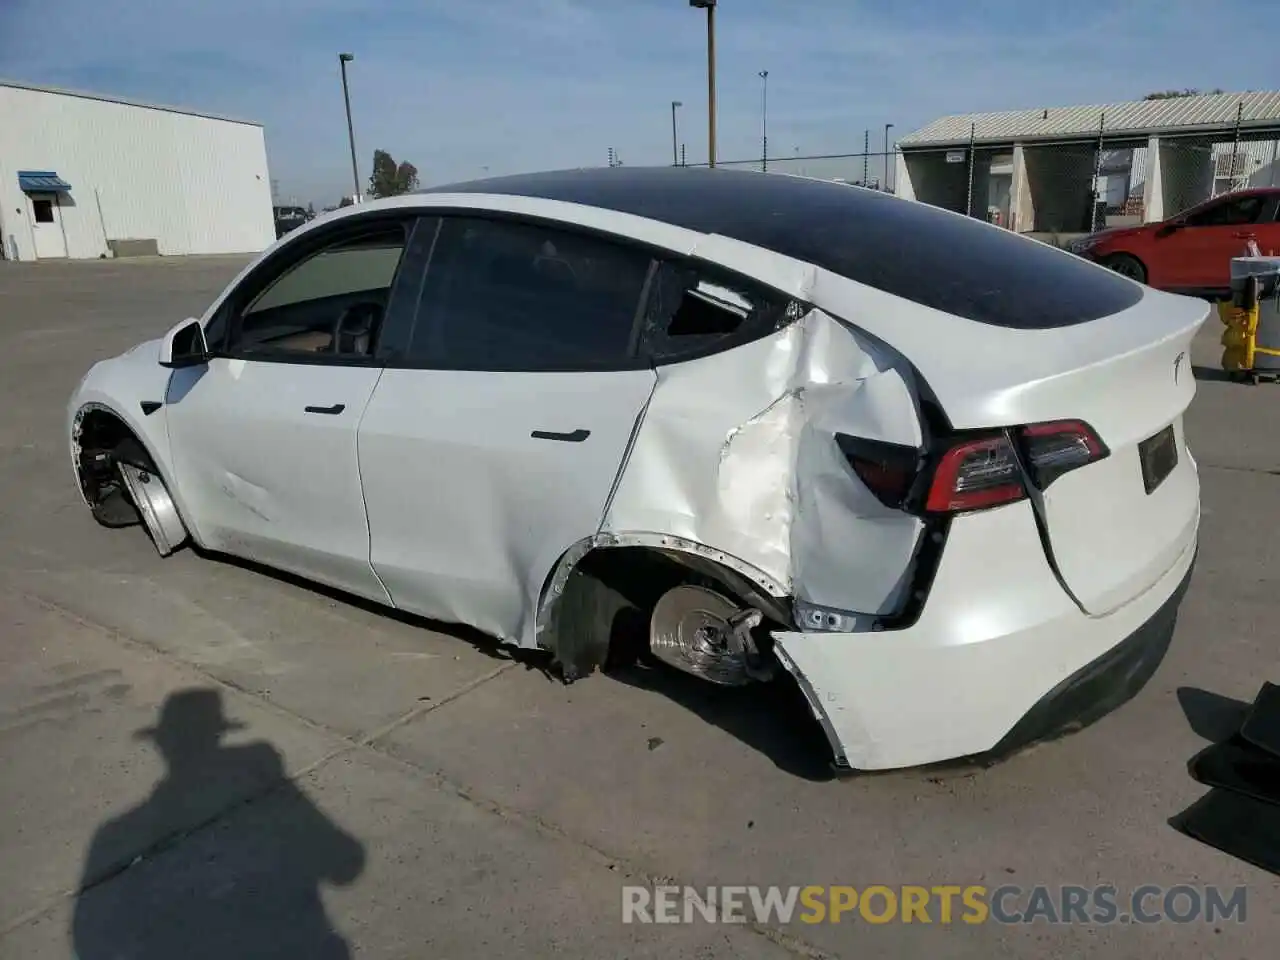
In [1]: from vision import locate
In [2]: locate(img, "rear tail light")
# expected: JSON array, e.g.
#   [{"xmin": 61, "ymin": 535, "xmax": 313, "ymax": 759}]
[
  {"xmin": 840, "ymin": 419, "xmax": 1108, "ymax": 517},
  {"xmin": 835, "ymin": 435, "xmax": 921, "ymax": 510},
  {"xmin": 923, "ymin": 419, "xmax": 1108, "ymax": 515},
  {"xmin": 925, "ymin": 436, "xmax": 1025, "ymax": 513},
  {"xmin": 1018, "ymin": 419, "xmax": 1109, "ymax": 489}
]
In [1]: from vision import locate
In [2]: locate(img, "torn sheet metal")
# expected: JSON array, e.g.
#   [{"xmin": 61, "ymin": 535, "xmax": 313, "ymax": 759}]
[{"xmin": 601, "ymin": 306, "xmax": 925, "ymax": 617}]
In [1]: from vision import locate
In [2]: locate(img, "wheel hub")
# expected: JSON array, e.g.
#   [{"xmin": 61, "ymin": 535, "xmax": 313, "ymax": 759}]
[{"xmin": 649, "ymin": 585, "xmax": 768, "ymax": 686}]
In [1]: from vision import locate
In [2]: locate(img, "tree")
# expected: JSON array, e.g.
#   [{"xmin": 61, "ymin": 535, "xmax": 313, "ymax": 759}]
[
  {"xmin": 1142, "ymin": 88, "xmax": 1224, "ymax": 100},
  {"xmin": 367, "ymin": 149, "xmax": 421, "ymax": 198}
]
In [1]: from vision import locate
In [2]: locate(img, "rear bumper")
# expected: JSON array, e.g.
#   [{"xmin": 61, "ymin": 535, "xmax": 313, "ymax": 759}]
[
  {"xmin": 986, "ymin": 549, "xmax": 1193, "ymax": 758},
  {"xmin": 772, "ymin": 499, "xmax": 1198, "ymax": 771}
]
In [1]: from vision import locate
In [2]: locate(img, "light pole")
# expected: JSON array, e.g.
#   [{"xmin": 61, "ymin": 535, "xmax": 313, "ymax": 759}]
[
  {"xmin": 690, "ymin": 1, "xmax": 717, "ymax": 168},
  {"xmin": 338, "ymin": 53, "xmax": 360, "ymax": 203},
  {"xmin": 883, "ymin": 123, "xmax": 894, "ymax": 192},
  {"xmin": 671, "ymin": 100, "xmax": 683, "ymax": 166},
  {"xmin": 759, "ymin": 70, "xmax": 769, "ymax": 172}
]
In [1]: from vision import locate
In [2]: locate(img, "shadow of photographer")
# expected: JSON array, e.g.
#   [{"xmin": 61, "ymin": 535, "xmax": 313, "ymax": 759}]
[{"xmin": 72, "ymin": 688, "xmax": 365, "ymax": 959}]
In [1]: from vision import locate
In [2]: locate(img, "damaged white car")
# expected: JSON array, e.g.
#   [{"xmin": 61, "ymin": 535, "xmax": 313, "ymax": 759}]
[{"xmin": 68, "ymin": 168, "xmax": 1205, "ymax": 771}]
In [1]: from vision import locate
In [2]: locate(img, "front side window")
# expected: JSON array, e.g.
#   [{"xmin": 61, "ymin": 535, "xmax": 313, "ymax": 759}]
[
  {"xmin": 1185, "ymin": 195, "xmax": 1265, "ymax": 228},
  {"xmin": 224, "ymin": 224, "xmax": 407, "ymax": 359},
  {"xmin": 409, "ymin": 217, "xmax": 652, "ymax": 370}
]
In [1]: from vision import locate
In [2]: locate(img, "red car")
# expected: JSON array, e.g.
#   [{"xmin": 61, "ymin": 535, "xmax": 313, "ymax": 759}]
[{"xmin": 1071, "ymin": 187, "xmax": 1280, "ymax": 297}]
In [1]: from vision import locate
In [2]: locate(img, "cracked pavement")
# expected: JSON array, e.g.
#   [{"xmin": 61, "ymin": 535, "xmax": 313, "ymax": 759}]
[{"xmin": 1, "ymin": 257, "xmax": 1278, "ymax": 959}]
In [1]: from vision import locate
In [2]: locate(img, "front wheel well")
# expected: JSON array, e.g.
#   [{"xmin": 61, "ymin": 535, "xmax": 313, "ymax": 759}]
[{"xmin": 72, "ymin": 407, "xmax": 157, "ymax": 526}]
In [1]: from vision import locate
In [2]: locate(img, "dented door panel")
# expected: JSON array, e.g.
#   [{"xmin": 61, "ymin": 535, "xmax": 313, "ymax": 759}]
[{"xmin": 164, "ymin": 358, "xmax": 389, "ymax": 602}]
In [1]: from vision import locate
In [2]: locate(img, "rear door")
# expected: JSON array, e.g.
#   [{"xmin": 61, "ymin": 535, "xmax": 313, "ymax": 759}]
[
  {"xmin": 1157, "ymin": 192, "xmax": 1268, "ymax": 289},
  {"xmin": 358, "ymin": 215, "xmax": 657, "ymax": 643}
]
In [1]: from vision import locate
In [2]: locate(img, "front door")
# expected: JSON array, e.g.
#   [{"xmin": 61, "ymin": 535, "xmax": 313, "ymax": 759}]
[
  {"xmin": 29, "ymin": 193, "xmax": 67, "ymax": 259},
  {"xmin": 166, "ymin": 216, "xmax": 420, "ymax": 603},
  {"xmin": 359, "ymin": 214, "xmax": 658, "ymax": 644}
]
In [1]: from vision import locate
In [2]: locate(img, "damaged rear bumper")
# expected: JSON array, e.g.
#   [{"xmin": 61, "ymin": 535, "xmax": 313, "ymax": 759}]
[{"xmin": 772, "ymin": 499, "xmax": 1198, "ymax": 771}]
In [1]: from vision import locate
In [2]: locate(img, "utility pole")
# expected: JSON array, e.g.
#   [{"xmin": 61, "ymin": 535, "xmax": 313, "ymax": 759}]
[
  {"xmin": 883, "ymin": 123, "xmax": 894, "ymax": 192},
  {"xmin": 863, "ymin": 129, "xmax": 869, "ymax": 186},
  {"xmin": 671, "ymin": 101, "xmax": 683, "ymax": 166},
  {"xmin": 759, "ymin": 70, "xmax": 769, "ymax": 172},
  {"xmin": 338, "ymin": 53, "xmax": 361, "ymax": 203},
  {"xmin": 690, "ymin": 1, "xmax": 717, "ymax": 167}
]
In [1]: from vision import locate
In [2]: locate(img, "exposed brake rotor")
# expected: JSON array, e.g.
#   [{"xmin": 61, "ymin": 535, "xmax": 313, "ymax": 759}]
[{"xmin": 649, "ymin": 585, "xmax": 771, "ymax": 687}]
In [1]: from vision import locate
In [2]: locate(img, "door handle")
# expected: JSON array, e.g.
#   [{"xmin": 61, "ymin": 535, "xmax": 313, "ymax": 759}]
[
  {"xmin": 531, "ymin": 428, "xmax": 590, "ymax": 443},
  {"xmin": 1233, "ymin": 231, "xmax": 1257, "ymax": 239},
  {"xmin": 304, "ymin": 403, "xmax": 346, "ymax": 415}
]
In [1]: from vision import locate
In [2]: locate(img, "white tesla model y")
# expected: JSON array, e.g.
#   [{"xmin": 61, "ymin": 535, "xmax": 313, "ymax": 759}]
[{"xmin": 67, "ymin": 168, "xmax": 1205, "ymax": 771}]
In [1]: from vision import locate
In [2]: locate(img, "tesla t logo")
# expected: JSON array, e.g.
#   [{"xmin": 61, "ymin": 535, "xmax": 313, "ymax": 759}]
[{"xmin": 1173, "ymin": 351, "xmax": 1186, "ymax": 385}]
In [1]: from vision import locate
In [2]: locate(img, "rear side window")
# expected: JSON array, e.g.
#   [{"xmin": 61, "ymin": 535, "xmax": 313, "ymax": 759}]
[
  {"xmin": 640, "ymin": 261, "xmax": 794, "ymax": 363},
  {"xmin": 409, "ymin": 217, "xmax": 652, "ymax": 371}
]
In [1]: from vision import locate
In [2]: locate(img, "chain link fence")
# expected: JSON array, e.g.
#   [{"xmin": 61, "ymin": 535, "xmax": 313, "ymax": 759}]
[
  {"xmin": 678, "ymin": 150, "xmax": 898, "ymax": 191},
  {"xmin": 604, "ymin": 146, "xmax": 899, "ymax": 190},
  {"xmin": 901, "ymin": 101, "xmax": 1280, "ymax": 243}
]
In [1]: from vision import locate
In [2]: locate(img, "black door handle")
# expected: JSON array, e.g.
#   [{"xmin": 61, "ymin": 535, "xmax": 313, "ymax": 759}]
[
  {"xmin": 531, "ymin": 428, "xmax": 590, "ymax": 443},
  {"xmin": 305, "ymin": 403, "xmax": 346, "ymax": 415}
]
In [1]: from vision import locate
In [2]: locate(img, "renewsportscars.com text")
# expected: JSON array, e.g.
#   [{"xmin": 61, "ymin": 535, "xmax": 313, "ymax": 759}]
[{"xmin": 622, "ymin": 884, "xmax": 1248, "ymax": 926}]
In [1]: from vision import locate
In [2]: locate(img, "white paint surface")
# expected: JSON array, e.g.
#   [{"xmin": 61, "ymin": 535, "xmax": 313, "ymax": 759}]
[
  {"xmin": 358, "ymin": 368, "xmax": 657, "ymax": 645},
  {"xmin": 66, "ymin": 186, "xmax": 1209, "ymax": 771}
]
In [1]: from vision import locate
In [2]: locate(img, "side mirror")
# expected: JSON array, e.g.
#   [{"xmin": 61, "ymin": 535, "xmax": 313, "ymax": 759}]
[
  {"xmin": 1156, "ymin": 220, "xmax": 1185, "ymax": 238},
  {"xmin": 159, "ymin": 318, "xmax": 209, "ymax": 368}
]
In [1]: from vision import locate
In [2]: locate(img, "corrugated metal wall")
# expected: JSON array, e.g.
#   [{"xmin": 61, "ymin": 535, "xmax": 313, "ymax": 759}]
[{"xmin": 0, "ymin": 84, "xmax": 275, "ymax": 260}]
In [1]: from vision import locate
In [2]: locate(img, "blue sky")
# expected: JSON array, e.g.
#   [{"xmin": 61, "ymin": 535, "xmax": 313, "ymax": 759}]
[{"xmin": 2, "ymin": 0, "xmax": 1276, "ymax": 206}]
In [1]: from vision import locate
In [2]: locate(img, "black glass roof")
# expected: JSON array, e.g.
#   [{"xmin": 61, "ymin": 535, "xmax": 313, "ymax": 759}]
[{"xmin": 423, "ymin": 166, "xmax": 1142, "ymax": 329}]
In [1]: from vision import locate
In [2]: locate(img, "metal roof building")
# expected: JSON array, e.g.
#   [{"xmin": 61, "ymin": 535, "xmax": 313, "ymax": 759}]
[
  {"xmin": 0, "ymin": 80, "xmax": 275, "ymax": 261},
  {"xmin": 895, "ymin": 91, "xmax": 1280, "ymax": 234}
]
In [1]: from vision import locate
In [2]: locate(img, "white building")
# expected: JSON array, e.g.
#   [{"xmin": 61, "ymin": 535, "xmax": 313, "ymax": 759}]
[
  {"xmin": 0, "ymin": 80, "xmax": 275, "ymax": 262},
  {"xmin": 896, "ymin": 91, "xmax": 1280, "ymax": 235}
]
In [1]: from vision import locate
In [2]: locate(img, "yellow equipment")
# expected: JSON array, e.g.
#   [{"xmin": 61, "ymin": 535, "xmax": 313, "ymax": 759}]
[{"xmin": 1219, "ymin": 258, "xmax": 1280, "ymax": 384}]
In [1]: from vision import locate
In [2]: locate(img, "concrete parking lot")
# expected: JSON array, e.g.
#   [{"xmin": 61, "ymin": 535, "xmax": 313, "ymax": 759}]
[{"xmin": 1, "ymin": 256, "xmax": 1278, "ymax": 959}]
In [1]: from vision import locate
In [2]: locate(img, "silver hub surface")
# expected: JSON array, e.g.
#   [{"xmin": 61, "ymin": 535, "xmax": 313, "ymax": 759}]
[{"xmin": 649, "ymin": 585, "xmax": 754, "ymax": 686}]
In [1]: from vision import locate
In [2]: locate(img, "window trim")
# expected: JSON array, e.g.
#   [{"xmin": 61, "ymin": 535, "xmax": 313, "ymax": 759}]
[
  {"xmin": 206, "ymin": 212, "xmax": 428, "ymax": 368},
  {"xmin": 397, "ymin": 211, "xmax": 663, "ymax": 374}
]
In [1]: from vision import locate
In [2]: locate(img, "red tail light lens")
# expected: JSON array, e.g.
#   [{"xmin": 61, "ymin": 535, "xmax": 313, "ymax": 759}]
[
  {"xmin": 836, "ymin": 435, "xmax": 921, "ymax": 509},
  {"xmin": 1018, "ymin": 420, "xmax": 1108, "ymax": 489},
  {"xmin": 925, "ymin": 435, "xmax": 1026, "ymax": 513},
  {"xmin": 842, "ymin": 419, "xmax": 1107, "ymax": 517}
]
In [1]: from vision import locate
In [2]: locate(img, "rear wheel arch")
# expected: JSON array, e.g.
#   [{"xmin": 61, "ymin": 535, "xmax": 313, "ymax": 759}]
[{"xmin": 533, "ymin": 534, "xmax": 791, "ymax": 682}]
